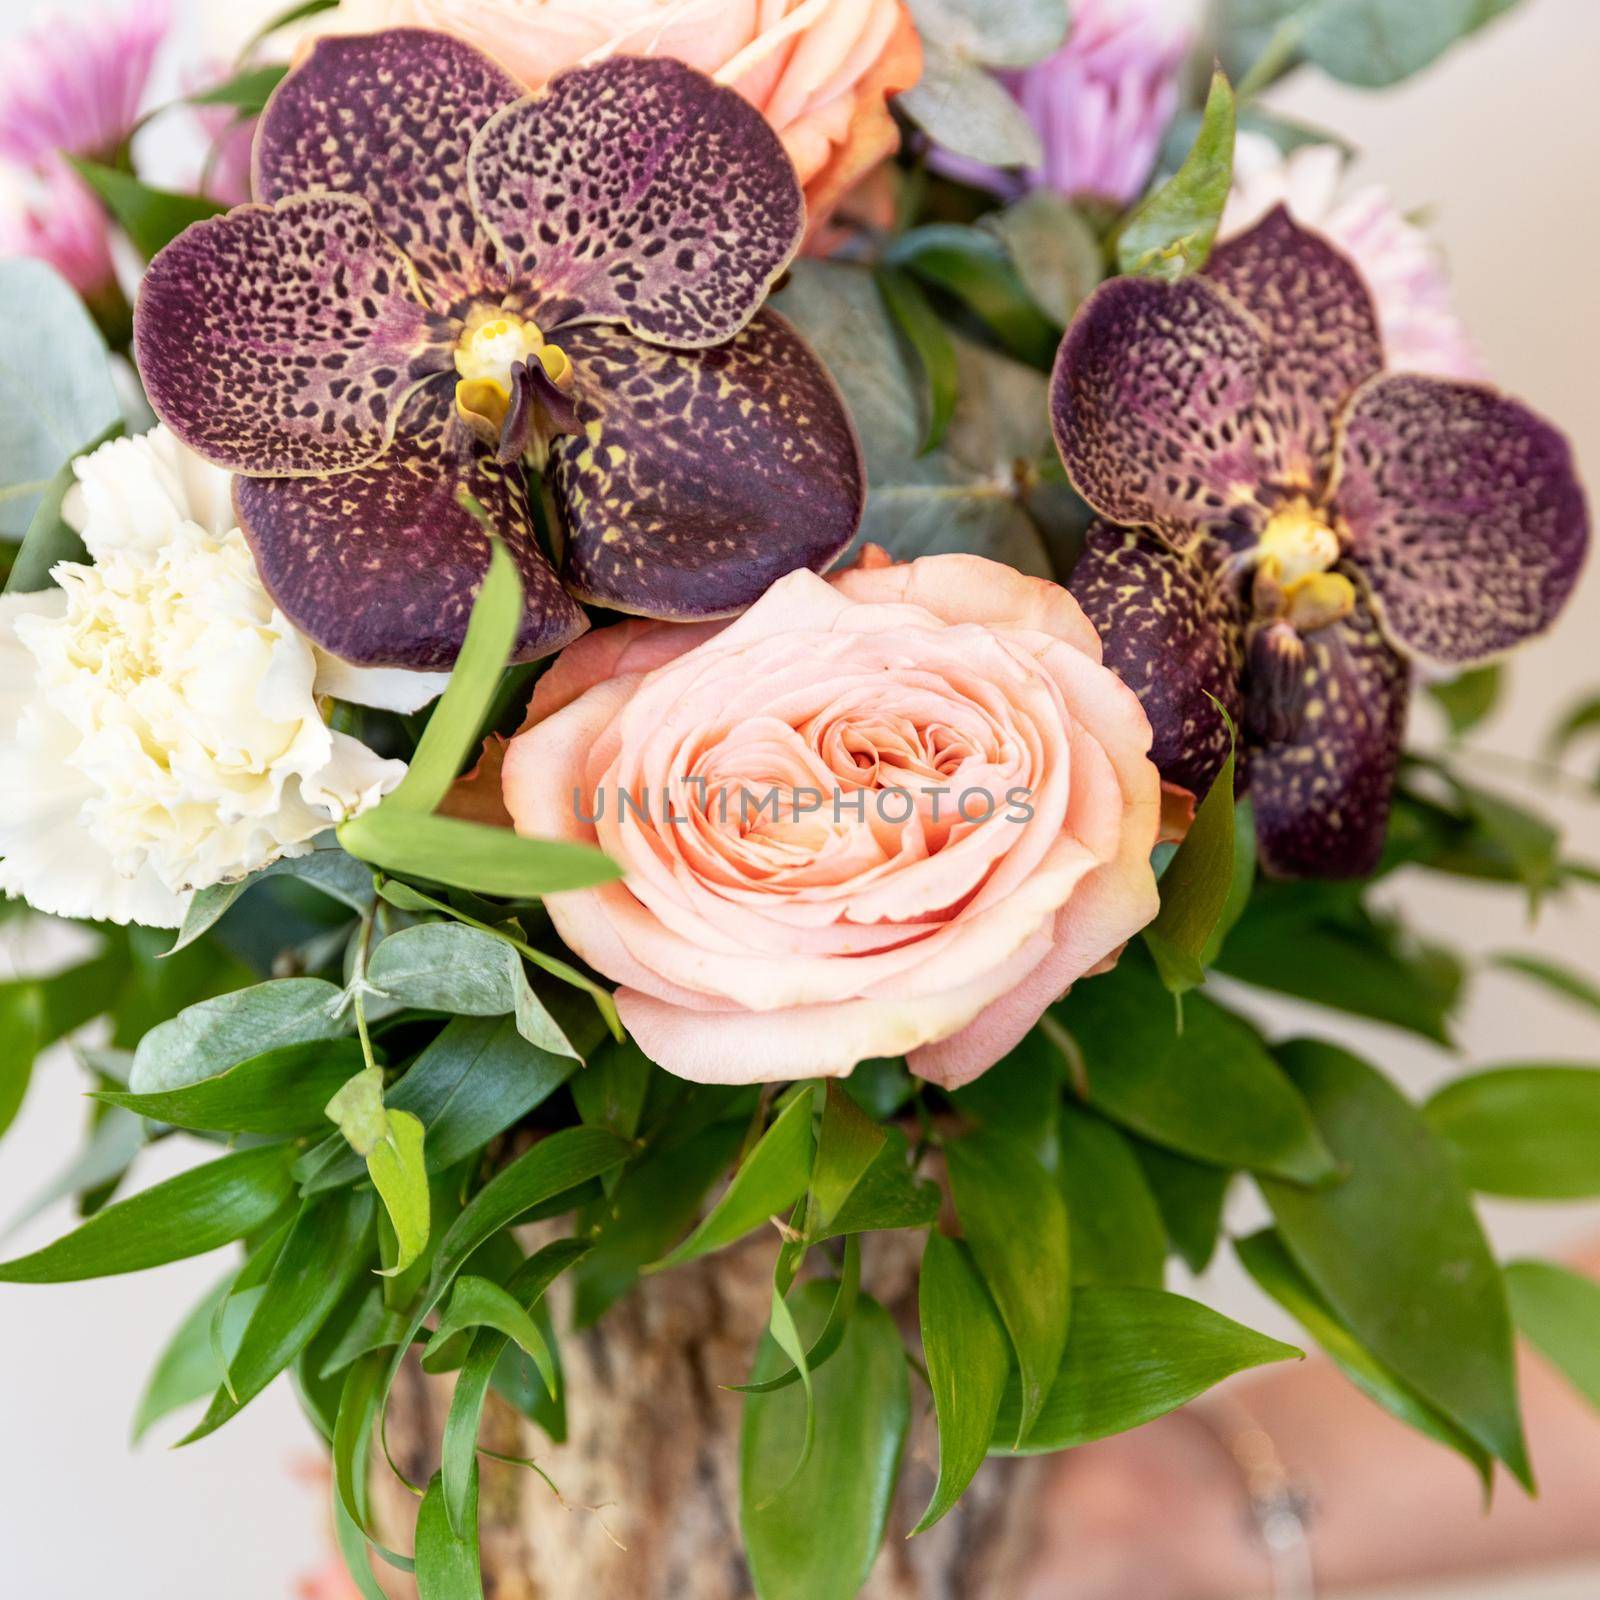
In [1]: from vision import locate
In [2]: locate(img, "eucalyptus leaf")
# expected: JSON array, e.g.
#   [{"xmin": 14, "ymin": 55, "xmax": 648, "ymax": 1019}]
[
  {"xmin": 129, "ymin": 977, "xmax": 346, "ymax": 1094},
  {"xmin": 1302, "ymin": 0, "xmax": 1510, "ymax": 88},
  {"xmin": 992, "ymin": 1287, "xmax": 1300, "ymax": 1454},
  {"xmin": 1504, "ymin": 1260, "xmax": 1600, "ymax": 1410},
  {"xmin": 898, "ymin": 55, "xmax": 1044, "ymax": 169},
  {"xmin": 1425, "ymin": 1064, "xmax": 1600, "ymax": 1198},
  {"xmin": 0, "ymin": 259, "xmax": 121, "ymax": 543},
  {"xmin": 7, "ymin": 417, "xmax": 122, "ymax": 593},
  {"xmin": 0, "ymin": 1144, "xmax": 295, "ymax": 1282},
  {"xmin": 985, "ymin": 193, "xmax": 1104, "ymax": 327},
  {"xmin": 1261, "ymin": 1039, "xmax": 1530, "ymax": 1486},
  {"xmin": 647, "ymin": 1088, "xmax": 815, "ymax": 1273},
  {"xmin": 904, "ymin": 0, "xmax": 1068, "ymax": 67},
  {"xmin": 97, "ymin": 1038, "xmax": 364, "ymax": 1136},
  {"xmin": 947, "ymin": 1129, "xmax": 1070, "ymax": 1442},
  {"xmin": 172, "ymin": 848, "xmax": 375, "ymax": 953},
  {"xmin": 741, "ymin": 1287, "xmax": 909, "ymax": 1600},
  {"xmin": 1116, "ymin": 70, "xmax": 1236, "ymax": 279},
  {"xmin": 913, "ymin": 1232, "xmax": 1009, "ymax": 1533},
  {"xmin": 1237, "ymin": 1228, "xmax": 1492, "ymax": 1483}
]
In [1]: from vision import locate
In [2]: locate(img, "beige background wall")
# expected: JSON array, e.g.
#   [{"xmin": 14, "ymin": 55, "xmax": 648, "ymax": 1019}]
[{"xmin": 0, "ymin": 0, "xmax": 1596, "ymax": 1595}]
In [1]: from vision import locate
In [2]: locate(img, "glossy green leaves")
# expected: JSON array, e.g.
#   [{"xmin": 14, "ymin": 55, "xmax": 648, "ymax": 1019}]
[{"xmin": 1425, "ymin": 1064, "xmax": 1600, "ymax": 1198}]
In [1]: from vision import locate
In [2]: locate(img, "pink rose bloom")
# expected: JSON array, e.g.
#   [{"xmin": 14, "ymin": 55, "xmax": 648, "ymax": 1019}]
[
  {"xmin": 316, "ymin": 0, "xmax": 922, "ymax": 234},
  {"xmin": 0, "ymin": 157, "xmax": 118, "ymax": 300},
  {"xmin": 1222, "ymin": 132, "xmax": 1483, "ymax": 380},
  {"xmin": 0, "ymin": 0, "xmax": 170, "ymax": 169},
  {"xmin": 502, "ymin": 555, "xmax": 1161, "ymax": 1089},
  {"xmin": 933, "ymin": 0, "xmax": 1200, "ymax": 206}
]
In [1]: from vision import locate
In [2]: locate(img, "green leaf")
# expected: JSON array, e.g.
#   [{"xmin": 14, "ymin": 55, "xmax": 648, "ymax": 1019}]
[
  {"xmin": 96, "ymin": 1038, "xmax": 364, "ymax": 1136},
  {"xmin": 0, "ymin": 259, "xmax": 121, "ymax": 544},
  {"xmin": 946, "ymin": 1129, "xmax": 1070, "ymax": 1442},
  {"xmin": 415, "ymin": 1470, "xmax": 481, "ymax": 1600},
  {"xmin": 730, "ymin": 1234, "xmax": 861, "ymax": 1397},
  {"xmin": 0, "ymin": 1145, "xmax": 295, "ymax": 1282},
  {"xmin": 775, "ymin": 261, "xmax": 1062, "ymax": 579},
  {"xmin": 1236, "ymin": 1229, "xmax": 1492, "ymax": 1483},
  {"xmin": 366, "ymin": 922, "xmax": 578, "ymax": 1058},
  {"xmin": 1116, "ymin": 70, "xmax": 1236, "ymax": 279},
  {"xmin": 172, "ymin": 848, "xmax": 375, "ymax": 953},
  {"xmin": 236, "ymin": 0, "xmax": 338, "ymax": 58},
  {"xmin": 1143, "ymin": 726, "xmax": 1237, "ymax": 993},
  {"xmin": 324, "ymin": 1066, "xmax": 431, "ymax": 1278},
  {"xmin": 875, "ymin": 266, "xmax": 958, "ymax": 453},
  {"xmin": 992, "ymin": 1285, "xmax": 1300, "ymax": 1454},
  {"xmin": 898, "ymin": 55, "xmax": 1045, "ymax": 168},
  {"xmin": 810, "ymin": 1081, "xmax": 887, "ymax": 1230},
  {"xmin": 1425, "ymin": 1064, "xmax": 1600, "ymax": 1198},
  {"xmin": 1504, "ymin": 1260, "xmax": 1600, "ymax": 1410},
  {"xmin": 947, "ymin": 1028, "xmax": 1062, "ymax": 1170},
  {"xmin": 1546, "ymin": 693, "xmax": 1600, "ymax": 766},
  {"xmin": 984, "ymin": 192, "xmax": 1103, "ymax": 328},
  {"xmin": 1427, "ymin": 663, "xmax": 1502, "ymax": 737},
  {"xmin": 1451, "ymin": 776, "xmax": 1560, "ymax": 907},
  {"xmin": 132, "ymin": 1269, "xmax": 249, "ymax": 1442},
  {"xmin": 332, "ymin": 1351, "xmax": 406, "ymax": 1573},
  {"xmin": 1131, "ymin": 1141, "xmax": 1231, "ymax": 1275},
  {"xmin": 647, "ymin": 1088, "xmax": 815, "ymax": 1272},
  {"xmin": 183, "ymin": 1187, "xmax": 377, "ymax": 1442},
  {"xmin": 1055, "ymin": 958, "xmax": 1336, "ymax": 1182},
  {"xmin": 1056, "ymin": 1103, "xmax": 1166, "ymax": 1288},
  {"xmin": 885, "ymin": 225, "xmax": 1059, "ymax": 368},
  {"xmin": 820, "ymin": 1126, "xmax": 941, "ymax": 1238},
  {"xmin": 913, "ymin": 1233, "xmax": 1009, "ymax": 1532},
  {"xmin": 571, "ymin": 1035, "xmax": 652, "ymax": 1142},
  {"xmin": 6, "ymin": 416, "xmax": 123, "ymax": 593},
  {"xmin": 1260, "ymin": 1039, "xmax": 1531, "ymax": 1487},
  {"xmin": 299, "ymin": 1015, "xmax": 576, "ymax": 1193},
  {"xmin": 186, "ymin": 63, "xmax": 287, "ymax": 114},
  {"xmin": 1490, "ymin": 952, "xmax": 1600, "ymax": 1016},
  {"xmin": 741, "ymin": 1286, "xmax": 909, "ymax": 1600},
  {"xmin": 129, "ymin": 977, "xmax": 346, "ymax": 1093},
  {"xmin": 68, "ymin": 159, "xmax": 226, "ymax": 260},
  {"xmin": 339, "ymin": 808, "xmax": 621, "ymax": 900},
  {"xmin": 571, "ymin": 1118, "xmax": 747, "ymax": 1326},
  {"xmin": 0, "ymin": 982, "xmax": 44, "ymax": 1146},
  {"xmin": 904, "ymin": 0, "xmax": 1068, "ymax": 66},
  {"xmin": 385, "ymin": 540, "xmax": 522, "ymax": 816},
  {"xmin": 424, "ymin": 1274, "xmax": 555, "ymax": 1395},
  {"xmin": 439, "ymin": 1243, "xmax": 586, "ymax": 1533}
]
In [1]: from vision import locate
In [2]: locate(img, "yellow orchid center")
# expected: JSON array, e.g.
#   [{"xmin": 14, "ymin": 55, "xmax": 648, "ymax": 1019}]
[
  {"xmin": 452, "ymin": 310, "xmax": 571, "ymax": 437},
  {"xmin": 1249, "ymin": 498, "xmax": 1356, "ymax": 633}
]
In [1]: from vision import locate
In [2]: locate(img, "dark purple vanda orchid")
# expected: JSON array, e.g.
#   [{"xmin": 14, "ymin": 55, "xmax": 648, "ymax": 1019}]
[
  {"xmin": 133, "ymin": 28, "xmax": 865, "ymax": 671},
  {"xmin": 1052, "ymin": 205, "xmax": 1589, "ymax": 879}
]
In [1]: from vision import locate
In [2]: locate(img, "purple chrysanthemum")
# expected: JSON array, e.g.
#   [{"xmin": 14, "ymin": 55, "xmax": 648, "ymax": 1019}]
[
  {"xmin": 1053, "ymin": 207, "xmax": 1589, "ymax": 878},
  {"xmin": 0, "ymin": 0, "xmax": 170, "ymax": 169},
  {"xmin": 134, "ymin": 30, "xmax": 864, "ymax": 671}
]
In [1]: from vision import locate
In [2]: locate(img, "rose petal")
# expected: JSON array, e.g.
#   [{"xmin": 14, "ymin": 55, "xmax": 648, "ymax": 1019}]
[
  {"xmin": 551, "ymin": 311, "xmax": 863, "ymax": 617},
  {"xmin": 235, "ymin": 377, "xmax": 586, "ymax": 669},
  {"xmin": 1331, "ymin": 374, "xmax": 1590, "ymax": 666},
  {"xmin": 1249, "ymin": 580, "xmax": 1410, "ymax": 880},
  {"xmin": 136, "ymin": 193, "xmax": 452, "ymax": 476},
  {"xmin": 1205, "ymin": 204, "xmax": 1383, "ymax": 492},
  {"xmin": 1068, "ymin": 522, "xmax": 1244, "ymax": 797},
  {"xmin": 254, "ymin": 28, "xmax": 522, "ymax": 312},
  {"xmin": 1049, "ymin": 274, "xmax": 1267, "ymax": 548},
  {"xmin": 470, "ymin": 56, "xmax": 804, "ymax": 346}
]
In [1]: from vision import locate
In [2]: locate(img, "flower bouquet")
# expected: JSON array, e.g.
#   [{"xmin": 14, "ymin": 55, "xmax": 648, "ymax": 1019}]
[{"xmin": 1, "ymin": 1, "xmax": 1597, "ymax": 1596}]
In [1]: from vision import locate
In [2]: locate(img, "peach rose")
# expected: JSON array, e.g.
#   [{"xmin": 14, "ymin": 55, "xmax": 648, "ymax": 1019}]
[
  {"xmin": 317, "ymin": 0, "xmax": 922, "ymax": 234},
  {"xmin": 502, "ymin": 554, "xmax": 1162, "ymax": 1088}
]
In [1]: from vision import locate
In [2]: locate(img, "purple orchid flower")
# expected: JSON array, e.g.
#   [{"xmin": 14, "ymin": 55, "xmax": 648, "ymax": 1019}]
[
  {"xmin": 1053, "ymin": 206, "xmax": 1589, "ymax": 879},
  {"xmin": 134, "ymin": 29, "xmax": 864, "ymax": 671}
]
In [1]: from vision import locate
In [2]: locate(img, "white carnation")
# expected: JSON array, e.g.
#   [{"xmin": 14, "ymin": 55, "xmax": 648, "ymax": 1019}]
[{"xmin": 0, "ymin": 427, "xmax": 449, "ymax": 928}]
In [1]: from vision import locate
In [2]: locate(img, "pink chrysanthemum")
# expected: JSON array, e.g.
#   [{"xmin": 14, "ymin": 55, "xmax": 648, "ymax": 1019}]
[
  {"xmin": 1222, "ymin": 132, "xmax": 1483, "ymax": 381},
  {"xmin": 933, "ymin": 0, "xmax": 1200, "ymax": 206},
  {"xmin": 0, "ymin": 0, "xmax": 171, "ymax": 169},
  {"xmin": 0, "ymin": 156, "xmax": 117, "ymax": 299}
]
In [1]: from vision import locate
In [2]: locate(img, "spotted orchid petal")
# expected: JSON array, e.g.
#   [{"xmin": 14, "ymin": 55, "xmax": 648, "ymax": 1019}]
[
  {"xmin": 1330, "ymin": 374, "xmax": 1590, "ymax": 666},
  {"xmin": 549, "ymin": 310, "xmax": 863, "ymax": 617},
  {"xmin": 1248, "ymin": 576, "xmax": 1410, "ymax": 879},
  {"xmin": 235, "ymin": 377, "xmax": 586, "ymax": 670},
  {"xmin": 1050, "ymin": 275, "xmax": 1268, "ymax": 549},
  {"xmin": 1205, "ymin": 204, "xmax": 1384, "ymax": 494},
  {"xmin": 470, "ymin": 56, "xmax": 804, "ymax": 348},
  {"xmin": 253, "ymin": 29, "xmax": 523, "ymax": 312},
  {"xmin": 136, "ymin": 193, "xmax": 453, "ymax": 476},
  {"xmin": 1068, "ymin": 523, "xmax": 1246, "ymax": 798}
]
